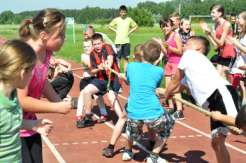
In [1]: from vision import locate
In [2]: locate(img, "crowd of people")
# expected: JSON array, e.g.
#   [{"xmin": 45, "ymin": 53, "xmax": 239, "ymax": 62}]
[{"xmin": 0, "ymin": 3, "xmax": 246, "ymax": 163}]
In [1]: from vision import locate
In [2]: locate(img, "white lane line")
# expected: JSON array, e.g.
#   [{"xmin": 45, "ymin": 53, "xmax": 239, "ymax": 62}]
[
  {"xmin": 73, "ymin": 73, "xmax": 246, "ymax": 155},
  {"xmin": 177, "ymin": 121, "xmax": 246, "ymax": 155},
  {"xmin": 42, "ymin": 135, "xmax": 66, "ymax": 163}
]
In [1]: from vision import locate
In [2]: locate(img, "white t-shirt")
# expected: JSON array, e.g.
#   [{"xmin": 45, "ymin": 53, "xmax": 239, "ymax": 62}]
[
  {"xmin": 81, "ymin": 53, "xmax": 91, "ymax": 78},
  {"xmin": 230, "ymin": 35, "xmax": 246, "ymax": 74},
  {"xmin": 178, "ymin": 50, "xmax": 229, "ymax": 106}
]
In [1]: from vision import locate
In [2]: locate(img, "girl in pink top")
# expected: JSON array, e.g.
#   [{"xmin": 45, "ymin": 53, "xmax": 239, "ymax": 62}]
[
  {"xmin": 159, "ymin": 18, "xmax": 184, "ymax": 119},
  {"xmin": 201, "ymin": 4, "xmax": 236, "ymax": 78},
  {"xmin": 18, "ymin": 9, "xmax": 73, "ymax": 163}
]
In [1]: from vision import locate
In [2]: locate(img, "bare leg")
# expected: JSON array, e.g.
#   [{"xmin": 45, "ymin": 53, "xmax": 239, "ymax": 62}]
[
  {"xmin": 211, "ymin": 133, "xmax": 230, "ymax": 163},
  {"xmin": 107, "ymin": 90, "xmax": 127, "ymax": 145},
  {"xmin": 83, "ymin": 84, "xmax": 100, "ymax": 115},
  {"xmin": 165, "ymin": 76, "xmax": 174, "ymax": 108},
  {"xmin": 76, "ymin": 90, "xmax": 84, "ymax": 118}
]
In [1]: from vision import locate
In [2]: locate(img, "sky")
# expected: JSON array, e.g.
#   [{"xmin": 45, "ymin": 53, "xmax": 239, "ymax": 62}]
[{"xmin": 0, "ymin": 0, "xmax": 166, "ymax": 13}]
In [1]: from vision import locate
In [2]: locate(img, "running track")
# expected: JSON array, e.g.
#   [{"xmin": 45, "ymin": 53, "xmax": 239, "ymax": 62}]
[{"xmin": 39, "ymin": 61, "xmax": 246, "ymax": 163}]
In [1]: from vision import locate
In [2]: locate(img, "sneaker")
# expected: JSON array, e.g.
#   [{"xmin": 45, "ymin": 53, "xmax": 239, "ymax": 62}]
[
  {"xmin": 122, "ymin": 149, "xmax": 134, "ymax": 161},
  {"xmin": 76, "ymin": 119, "xmax": 85, "ymax": 128},
  {"xmin": 172, "ymin": 110, "xmax": 184, "ymax": 120},
  {"xmin": 102, "ymin": 147, "xmax": 114, "ymax": 158},
  {"xmin": 146, "ymin": 153, "xmax": 168, "ymax": 163}
]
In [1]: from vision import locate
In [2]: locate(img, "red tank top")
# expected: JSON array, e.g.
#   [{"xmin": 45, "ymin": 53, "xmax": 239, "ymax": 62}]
[{"xmin": 215, "ymin": 20, "xmax": 236, "ymax": 58}]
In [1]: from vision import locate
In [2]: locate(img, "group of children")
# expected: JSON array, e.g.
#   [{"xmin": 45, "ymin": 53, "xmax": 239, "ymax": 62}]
[{"xmin": 1, "ymin": 4, "xmax": 246, "ymax": 163}]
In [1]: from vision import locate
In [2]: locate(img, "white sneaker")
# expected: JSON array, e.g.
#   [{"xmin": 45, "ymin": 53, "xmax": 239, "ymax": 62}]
[
  {"xmin": 122, "ymin": 149, "xmax": 134, "ymax": 161},
  {"xmin": 146, "ymin": 154, "xmax": 168, "ymax": 163}
]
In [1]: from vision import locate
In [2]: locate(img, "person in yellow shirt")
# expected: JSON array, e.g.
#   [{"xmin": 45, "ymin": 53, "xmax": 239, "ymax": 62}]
[{"xmin": 108, "ymin": 5, "xmax": 138, "ymax": 72}]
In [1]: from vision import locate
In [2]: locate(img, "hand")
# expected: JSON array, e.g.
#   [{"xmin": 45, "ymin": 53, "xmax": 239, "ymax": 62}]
[
  {"xmin": 225, "ymin": 36, "xmax": 237, "ymax": 45},
  {"xmin": 200, "ymin": 21, "xmax": 211, "ymax": 34},
  {"xmin": 35, "ymin": 119, "xmax": 53, "ymax": 136},
  {"xmin": 98, "ymin": 63, "xmax": 105, "ymax": 70},
  {"xmin": 58, "ymin": 101, "xmax": 72, "ymax": 114},
  {"xmin": 211, "ymin": 111, "xmax": 222, "ymax": 121}
]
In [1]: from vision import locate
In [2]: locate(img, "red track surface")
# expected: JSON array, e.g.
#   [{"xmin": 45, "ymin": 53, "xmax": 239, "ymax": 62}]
[{"xmin": 39, "ymin": 61, "xmax": 246, "ymax": 163}]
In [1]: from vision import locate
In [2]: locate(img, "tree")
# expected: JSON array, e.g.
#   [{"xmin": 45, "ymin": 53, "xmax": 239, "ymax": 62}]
[{"xmin": 0, "ymin": 11, "xmax": 15, "ymax": 24}]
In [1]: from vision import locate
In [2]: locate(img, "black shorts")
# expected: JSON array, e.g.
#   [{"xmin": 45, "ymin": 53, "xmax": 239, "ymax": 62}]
[
  {"xmin": 206, "ymin": 85, "xmax": 239, "ymax": 135},
  {"xmin": 79, "ymin": 76, "xmax": 95, "ymax": 90},
  {"xmin": 90, "ymin": 77, "xmax": 121, "ymax": 95},
  {"xmin": 116, "ymin": 43, "xmax": 130, "ymax": 59},
  {"xmin": 210, "ymin": 55, "xmax": 234, "ymax": 67}
]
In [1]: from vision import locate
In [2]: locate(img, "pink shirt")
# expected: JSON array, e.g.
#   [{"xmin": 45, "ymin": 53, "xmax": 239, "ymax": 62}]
[
  {"xmin": 166, "ymin": 33, "xmax": 181, "ymax": 64},
  {"xmin": 20, "ymin": 50, "xmax": 52, "ymax": 137}
]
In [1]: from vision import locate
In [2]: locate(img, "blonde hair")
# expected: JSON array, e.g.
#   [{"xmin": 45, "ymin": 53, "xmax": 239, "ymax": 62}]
[
  {"xmin": 19, "ymin": 8, "xmax": 65, "ymax": 40},
  {"xmin": 0, "ymin": 40, "xmax": 36, "ymax": 83},
  {"xmin": 239, "ymin": 11, "xmax": 246, "ymax": 39},
  {"xmin": 134, "ymin": 44, "xmax": 143, "ymax": 62}
]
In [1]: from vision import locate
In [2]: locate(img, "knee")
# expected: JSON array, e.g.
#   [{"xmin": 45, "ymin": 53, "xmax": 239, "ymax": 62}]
[{"xmin": 211, "ymin": 135, "xmax": 225, "ymax": 150}]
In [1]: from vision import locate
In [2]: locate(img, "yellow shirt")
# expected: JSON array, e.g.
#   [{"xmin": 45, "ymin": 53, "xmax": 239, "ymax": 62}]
[{"xmin": 109, "ymin": 17, "xmax": 137, "ymax": 44}]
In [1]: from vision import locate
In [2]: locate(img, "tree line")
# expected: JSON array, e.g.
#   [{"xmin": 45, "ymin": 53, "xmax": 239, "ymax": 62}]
[{"xmin": 0, "ymin": 0, "xmax": 245, "ymax": 26}]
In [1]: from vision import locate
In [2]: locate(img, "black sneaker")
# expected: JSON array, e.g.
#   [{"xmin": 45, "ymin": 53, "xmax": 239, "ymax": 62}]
[
  {"xmin": 102, "ymin": 147, "xmax": 114, "ymax": 158},
  {"xmin": 172, "ymin": 110, "xmax": 184, "ymax": 120},
  {"xmin": 76, "ymin": 119, "xmax": 85, "ymax": 128}
]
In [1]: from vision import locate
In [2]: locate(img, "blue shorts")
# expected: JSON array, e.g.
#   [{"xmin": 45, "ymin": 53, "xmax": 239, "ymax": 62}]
[{"xmin": 90, "ymin": 77, "xmax": 121, "ymax": 95}]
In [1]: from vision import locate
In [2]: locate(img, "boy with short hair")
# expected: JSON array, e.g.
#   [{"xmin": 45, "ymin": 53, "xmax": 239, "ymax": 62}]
[
  {"xmin": 122, "ymin": 40, "xmax": 175, "ymax": 163},
  {"xmin": 164, "ymin": 36, "xmax": 240, "ymax": 163},
  {"xmin": 108, "ymin": 5, "xmax": 138, "ymax": 72}
]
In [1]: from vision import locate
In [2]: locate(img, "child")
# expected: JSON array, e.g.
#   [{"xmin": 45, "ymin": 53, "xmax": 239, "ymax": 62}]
[
  {"xmin": 178, "ymin": 18, "xmax": 195, "ymax": 45},
  {"xmin": 165, "ymin": 36, "xmax": 239, "ymax": 163},
  {"xmin": 133, "ymin": 43, "xmax": 144, "ymax": 62},
  {"xmin": 0, "ymin": 40, "xmax": 52, "ymax": 163},
  {"xmin": 108, "ymin": 5, "xmax": 138, "ymax": 72},
  {"xmin": 76, "ymin": 38, "xmax": 108, "ymax": 128},
  {"xmin": 18, "ymin": 9, "xmax": 73, "ymax": 163},
  {"xmin": 122, "ymin": 40, "xmax": 175, "ymax": 163},
  {"xmin": 159, "ymin": 18, "xmax": 184, "ymax": 120},
  {"xmin": 48, "ymin": 56, "xmax": 74, "ymax": 100}
]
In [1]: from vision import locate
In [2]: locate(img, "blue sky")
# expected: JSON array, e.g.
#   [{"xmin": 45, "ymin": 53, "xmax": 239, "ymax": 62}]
[{"xmin": 0, "ymin": 0, "xmax": 166, "ymax": 13}]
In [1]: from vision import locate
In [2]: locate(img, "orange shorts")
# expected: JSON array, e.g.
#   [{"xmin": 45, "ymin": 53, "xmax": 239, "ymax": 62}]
[{"xmin": 165, "ymin": 62, "xmax": 179, "ymax": 76}]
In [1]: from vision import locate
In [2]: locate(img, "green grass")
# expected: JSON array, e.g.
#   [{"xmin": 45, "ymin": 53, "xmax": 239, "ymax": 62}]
[{"xmin": 0, "ymin": 23, "xmax": 215, "ymax": 62}]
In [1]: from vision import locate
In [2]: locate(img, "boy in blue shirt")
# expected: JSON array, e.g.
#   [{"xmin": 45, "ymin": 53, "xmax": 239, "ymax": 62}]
[{"xmin": 122, "ymin": 40, "xmax": 175, "ymax": 163}]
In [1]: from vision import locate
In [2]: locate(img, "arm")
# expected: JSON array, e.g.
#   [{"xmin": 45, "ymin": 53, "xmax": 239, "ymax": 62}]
[
  {"xmin": 164, "ymin": 69, "xmax": 184, "ymax": 98},
  {"xmin": 167, "ymin": 34, "xmax": 183, "ymax": 55},
  {"xmin": 108, "ymin": 19, "xmax": 117, "ymax": 33},
  {"xmin": 42, "ymin": 79, "xmax": 61, "ymax": 102},
  {"xmin": 22, "ymin": 119, "xmax": 53, "ymax": 136},
  {"xmin": 17, "ymin": 86, "xmax": 71, "ymax": 114},
  {"xmin": 211, "ymin": 111, "xmax": 236, "ymax": 126},
  {"xmin": 128, "ymin": 25, "xmax": 138, "ymax": 36},
  {"xmin": 228, "ymin": 36, "xmax": 246, "ymax": 54},
  {"xmin": 207, "ymin": 22, "xmax": 231, "ymax": 47}
]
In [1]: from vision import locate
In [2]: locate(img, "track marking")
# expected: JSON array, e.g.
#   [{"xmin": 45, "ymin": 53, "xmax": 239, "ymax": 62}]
[
  {"xmin": 73, "ymin": 73, "xmax": 246, "ymax": 155},
  {"xmin": 42, "ymin": 135, "xmax": 66, "ymax": 163}
]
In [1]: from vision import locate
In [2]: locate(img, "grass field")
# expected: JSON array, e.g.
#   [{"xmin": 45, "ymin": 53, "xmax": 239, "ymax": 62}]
[{"xmin": 0, "ymin": 24, "xmax": 215, "ymax": 63}]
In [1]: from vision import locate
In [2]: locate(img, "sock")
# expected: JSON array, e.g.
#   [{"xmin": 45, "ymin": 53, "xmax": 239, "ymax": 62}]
[{"xmin": 108, "ymin": 144, "xmax": 114, "ymax": 149}]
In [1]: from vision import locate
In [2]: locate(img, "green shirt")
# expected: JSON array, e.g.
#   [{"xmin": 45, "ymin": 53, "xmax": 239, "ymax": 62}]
[
  {"xmin": 0, "ymin": 90, "xmax": 22, "ymax": 163},
  {"xmin": 109, "ymin": 17, "xmax": 137, "ymax": 44}
]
